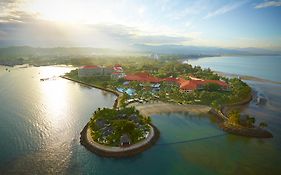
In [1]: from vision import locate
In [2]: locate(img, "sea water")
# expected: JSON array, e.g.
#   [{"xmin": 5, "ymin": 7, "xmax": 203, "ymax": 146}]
[
  {"xmin": 187, "ymin": 55, "xmax": 281, "ymax": 82},
  {"xmin": 0, "ymin": 65, "xmax": 281, "ymax": 174}
]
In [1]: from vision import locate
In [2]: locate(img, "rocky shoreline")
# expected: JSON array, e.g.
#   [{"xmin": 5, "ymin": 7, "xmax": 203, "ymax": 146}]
[
  {"xmin": 220, "ymin": 123, "xmax": 273, "ymax": 138},
  {"xmin": 219, "ymin": 94, "xmax": 273, "ymax": 138}
]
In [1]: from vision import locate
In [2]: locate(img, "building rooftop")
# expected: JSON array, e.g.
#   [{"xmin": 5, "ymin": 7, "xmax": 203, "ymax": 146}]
[
  {"xmin": 125, "ymin": 72, "xmax": 162, "ymax": 83},
  {"xmin": 120, "ymin": 134, "xmax": 131, "ymax": 146},
  {"xmin": 81, "ymin": 65, "xmax": 100, "ymax": 69},
  {"xmin": 179, "ymin": 79, "xmax": 228, "ymax": 91}
]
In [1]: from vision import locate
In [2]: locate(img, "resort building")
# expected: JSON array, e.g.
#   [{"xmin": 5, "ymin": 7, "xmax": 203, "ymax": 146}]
[
  {"xmin": 120, "ymin": 134, "xmax": 131, "ymax": 146},
  {"xmin": 178, "ymin": 79, "xmax": 229, "ymax": 92},
  {"xmin": 78, "ymin": 65, "xmax": 104, "ymax": 77},
  {"xmin": 124, "ymin": 72, "xmax": 228, "ymax": 92},
  {"xmin": 124, "ymin": 72, "xmax": 162, "ymax": 83},
  {"xmin": 78, "ymin": 64, "xmax": 125, "ymax": 78},
  {"xmin": 111, "ymin": 72, "xmax": 125, "ymax": 79}
]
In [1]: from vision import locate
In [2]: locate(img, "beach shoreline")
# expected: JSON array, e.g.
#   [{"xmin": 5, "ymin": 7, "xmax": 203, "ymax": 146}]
[
  {"xmin": 62, "ymin": 74, "xmax": 272, "ymax": 157},
  {"xmin": 215, "ymin": 71, "xmax": 281, "ymax": 84}
]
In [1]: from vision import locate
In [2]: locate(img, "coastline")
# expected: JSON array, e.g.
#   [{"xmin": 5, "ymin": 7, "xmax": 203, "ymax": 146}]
[
  {"xmin": 221, "ymin": 123, "xmax": 273, "ymax": 138},
  {"xmin": 221, "ymin": 93, "xmax": 253, "ymax": 115},
  {"xmin": 61, "ymin": 75, "xmax": 123, "ymax": 108},
  {"xmin": 61, "ymin": 75, "xmax": 161, "ymax": 157},
  {"xmin": 130, "ymin": 102, "xmax": 212, "ymax": 116},
  {"xmin": 62, "ymin": 75, "xmax": 272, "ymax": 157},
  {"xmin": 215, "ymin": 71, "xmax": 281, "ymax": 84},
  {"xmin": 219, "ymin": 93, "xmax": 273, "ymax": 138}
]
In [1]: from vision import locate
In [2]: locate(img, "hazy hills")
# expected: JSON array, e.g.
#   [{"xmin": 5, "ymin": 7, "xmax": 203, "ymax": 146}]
[{"xmin": 0, "ymin": 45, "xmax": 280, "ymax": 58}]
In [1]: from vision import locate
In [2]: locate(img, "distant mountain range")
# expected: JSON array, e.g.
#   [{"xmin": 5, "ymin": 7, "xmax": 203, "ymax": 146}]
[
  {"xmin": 133, "ymin": 44, "xmax": 281, "ymax": 56},
  {"xmin": 0, "ymin": 45, "xmax": 280, "ymax": 58}
]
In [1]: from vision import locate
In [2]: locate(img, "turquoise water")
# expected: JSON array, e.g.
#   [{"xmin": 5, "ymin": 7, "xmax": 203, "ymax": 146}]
[
  {"xmin": 0, "ymin": 66, "xmax": 281, "ymax": 174},
  {"xmin": 187, "ymin": 56, "xmax": 281, "ymax": 82}
]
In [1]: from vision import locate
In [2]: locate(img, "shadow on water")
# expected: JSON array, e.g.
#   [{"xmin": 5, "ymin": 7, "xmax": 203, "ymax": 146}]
[{"xmin": 156, "ymin": 133, "xmax": 228, "ymax": 146}]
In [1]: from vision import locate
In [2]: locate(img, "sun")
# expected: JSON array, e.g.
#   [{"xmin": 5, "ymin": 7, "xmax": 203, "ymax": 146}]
[{"xmin": 24, "ymin": 0, "xmax": 92, "ymax": 24}]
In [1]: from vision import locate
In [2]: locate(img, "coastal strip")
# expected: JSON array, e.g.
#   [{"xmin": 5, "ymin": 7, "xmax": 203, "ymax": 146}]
[
  {"xmin": 80, "ymin": 123, "xmax": 160, "ymax": 157},
  {"xmin": 62, "ymin": 76, "xmax": 272, "ymax": 158},
  {"xmin": 131, "ymin": 102, "xmax": 273, "ymax": 138},
  {"xmin": 221, "ymin": 123, "xmax": 273, "ymax": 138},
  {"xmin": 61, "ymin": 76, "xmax": 161, "ymax": 157},
  {"xmin": 215, "ymin": 71, "xmax": 281, "ymax": 84},
  {"xmin": 219, "ymin": 94, "xmax": 272, "ymax": 138},
  {"xmin": 221, "ymin": 94, "xmax": 253, "ymax": 115}
]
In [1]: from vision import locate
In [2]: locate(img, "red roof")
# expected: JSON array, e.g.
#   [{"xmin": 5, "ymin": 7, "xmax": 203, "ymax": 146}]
[
  {"xmin": 179, "ymin": 79, "xmax": 228, "ymax": 90},
  {"xmin": 81, "ymin": 65, "xmax": 99, "ymax": 69},
  {"xmin": 204, "ymin": 80, "xmax": 228, "ymax": 87},
  {"xmin": 162, "ymin": 77, "xmax": 178, "ymax": 82},
  {"xmin": 124, "ymin": 72, "xmax": 228, "ymax": 91},
  {"xmin": 179, "ymin": 80, "xmax": 198, "ymax": 90},
  {"xmin": 125, "ymin": 72, "xmax": 162, "ymax": 83},
  {"xmin": 113, "ymin": 66, "xmax": 123, "ymax": 71}
]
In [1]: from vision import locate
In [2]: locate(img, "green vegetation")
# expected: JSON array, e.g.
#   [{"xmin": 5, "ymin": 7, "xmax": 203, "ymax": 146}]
[
  {"xmin": 259, "ymin": 122, "xmax": 268, "ymax": 128},
  {"xmin": 203, "ymin": 83, "xmax": 222, "ymax": 91},
  {"xmin": 64, "ymin": 58, "xmax": 251, "ymax": 108},
  {"xmin": 88, "ymin": 107, "xmax": 151, "ymax": 146},
  {"xmin": 227, "ymin": 110, "xmax": 257, "ymax": 128},
  {"xmin": 228, "ymin": 110, "xmax": 240, "ymax": 125}
]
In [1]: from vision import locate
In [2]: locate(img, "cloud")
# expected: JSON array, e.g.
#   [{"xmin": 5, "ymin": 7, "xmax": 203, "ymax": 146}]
[
  {"xmin": 0, "ymin": 10, "xmax": 38, "ymax": 23},
  {"xmin": 0, "ymin": 16, "xmax": 191, "ymax": 48},
  {"xmin": 204, "ymin": 1, "xmax": 247, "ymax": 19},
  {"xmin": 0, "ymin": 0, "xmax": 23, "ymax": 13},
  {"xmin": 86, "ymin": 24, "xmax": 191, "ymax": 45},
  {"xmin": 255, "ymin": 0, "xmax": 281, "ymax": 9}
]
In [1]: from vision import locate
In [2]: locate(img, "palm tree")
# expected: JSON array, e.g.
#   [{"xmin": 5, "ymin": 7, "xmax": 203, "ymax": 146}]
[{"xmin": 259, "ymin": 122, "xmax": 268, "ymax": 128}]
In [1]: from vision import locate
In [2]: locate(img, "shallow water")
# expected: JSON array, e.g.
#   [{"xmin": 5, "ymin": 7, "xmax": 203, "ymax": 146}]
[
  {"xmin": 187, "ymin": 55, "xmax": 281, "ymax": 82},
  {"xmin": 0, "ymin": 66, "xmax": 281, "ymax": 174}
]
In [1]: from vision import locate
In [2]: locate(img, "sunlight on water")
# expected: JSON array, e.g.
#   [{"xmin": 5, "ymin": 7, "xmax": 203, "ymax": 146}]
[
  {"xmin": 40, "ymin": 80, "xmax": 69, "ymax": 129},
  {"xmin": 1, "ymin": 66, "xmax": 281, "ymax": 175},
  {"xmin": 39, "ymin": 66, "xmax": 73, "ymax": 78}
]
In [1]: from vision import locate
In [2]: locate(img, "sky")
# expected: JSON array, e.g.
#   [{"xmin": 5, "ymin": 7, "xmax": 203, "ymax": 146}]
[{"xmin": 0, "ymin": 0, "xmax": 280, "ymax": 50}]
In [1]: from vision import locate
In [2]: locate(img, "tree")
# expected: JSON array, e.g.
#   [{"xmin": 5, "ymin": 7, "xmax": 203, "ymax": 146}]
[
  {"xmin": 101, "ymin": 81, "xmax": 108, "ymax": 87},
  {"xmin": 246, "ymin": 116, "xmax": 255, "ymax": 128},
  {"xmin": 203, "ymin": 83, "xmax": 221, "ymax": 92},
  {"xmin": 228, "ymin": 110, "xmax": 240, "ymax": 125},
  {"xmin": 211, "ymin": 100, "xmax": 220, "ymax": 110},
  {"xmin": 144, "ymin": 116, "xmax": 152, "ymax": 123},
  {"xmin": 259, "ymin": 122, "xmax": 268, "ymax": 128}
]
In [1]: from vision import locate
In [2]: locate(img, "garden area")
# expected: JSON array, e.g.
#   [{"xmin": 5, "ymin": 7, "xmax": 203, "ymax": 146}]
[{"xmin": 88, "ymin": 107, "xmax": 151, "ymax": 146}]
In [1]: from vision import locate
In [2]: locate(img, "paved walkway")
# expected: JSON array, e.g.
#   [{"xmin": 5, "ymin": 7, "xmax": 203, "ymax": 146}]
[{"xmin": 86, "ymin": 125, "xmax": 155, "ymax": 152}]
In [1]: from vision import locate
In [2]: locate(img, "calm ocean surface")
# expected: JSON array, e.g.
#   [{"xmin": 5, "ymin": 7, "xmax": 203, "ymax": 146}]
[
  {"xmin": 187, "ymin": 55, "xmax": 281, "ymax": 82},
  {"xmin": 0, "ymin": 61, "xmax": 281, "ymax": 174}
]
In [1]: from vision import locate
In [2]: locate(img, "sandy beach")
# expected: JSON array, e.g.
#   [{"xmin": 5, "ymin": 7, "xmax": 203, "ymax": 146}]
[
  {"xmin": 215, "ymin": 71, "xmax": 281, "ymax": 84},
  {"xmin": 129, "ymin": 102, "xmax": 212, "ymax": 116}
]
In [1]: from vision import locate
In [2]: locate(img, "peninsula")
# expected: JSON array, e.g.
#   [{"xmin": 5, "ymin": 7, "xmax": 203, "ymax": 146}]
[{"xmin": 62, "ymin": 58, "xmax": 272, "ymax": 157}]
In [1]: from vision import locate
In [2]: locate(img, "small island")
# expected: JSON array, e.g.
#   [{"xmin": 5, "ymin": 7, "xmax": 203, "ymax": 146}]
[{"xmin": 80, "ymin": 107, "xmax": 159, "ymax": 157}]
